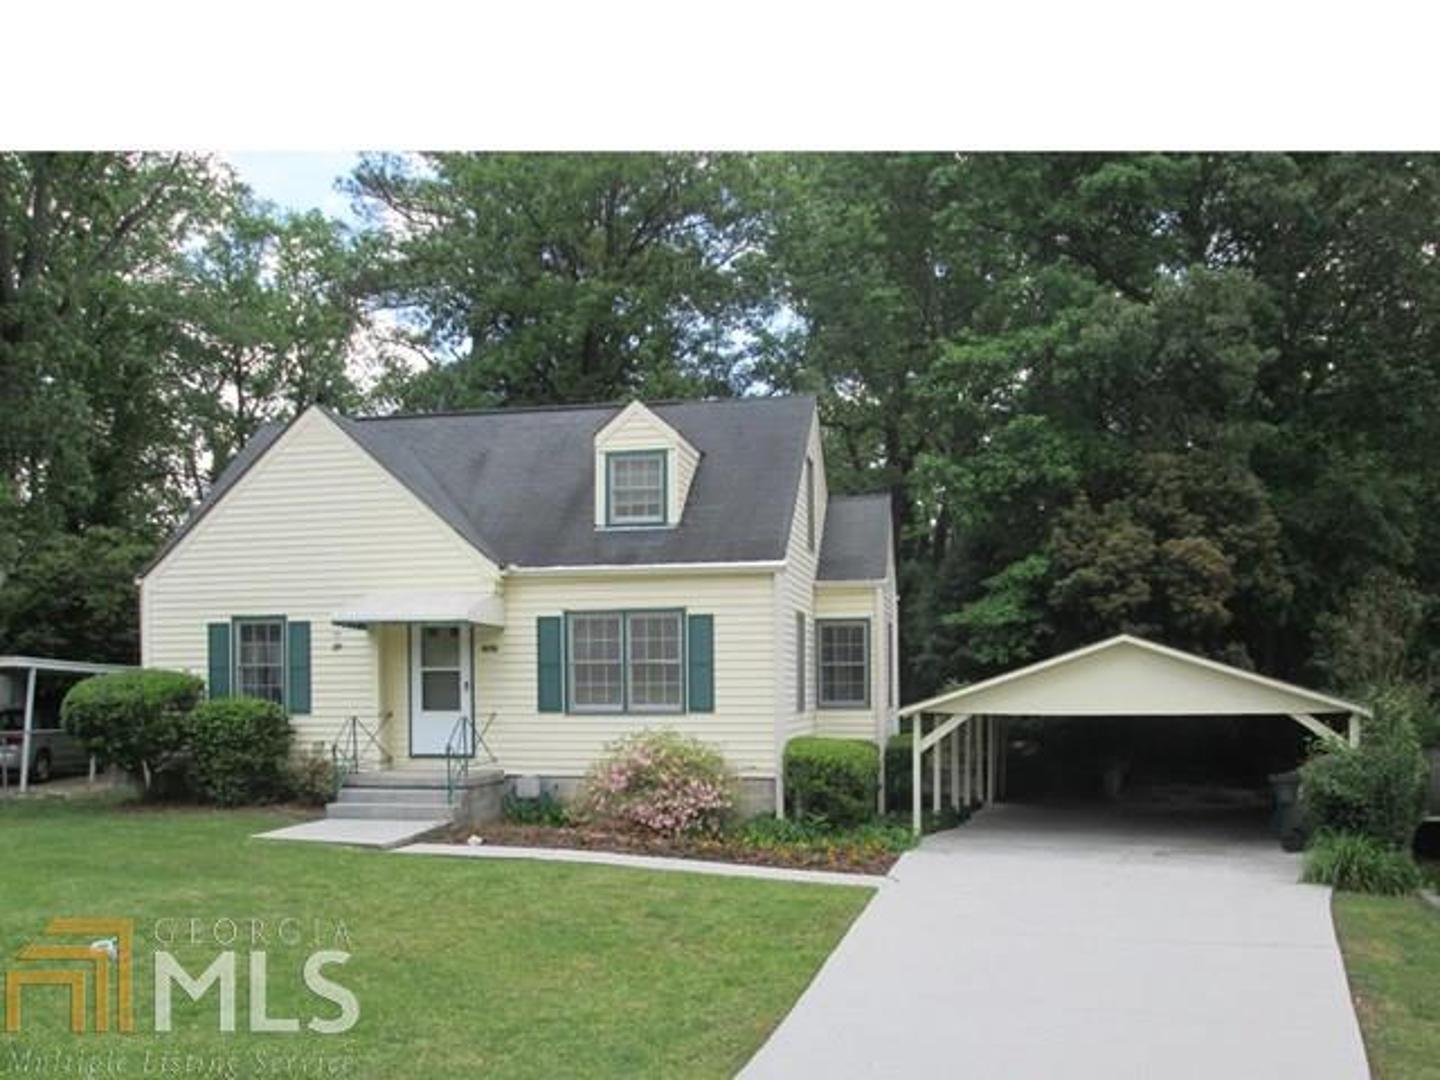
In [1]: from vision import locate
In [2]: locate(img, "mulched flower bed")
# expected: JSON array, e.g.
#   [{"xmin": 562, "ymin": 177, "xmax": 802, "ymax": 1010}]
[{"xmin": 445, "ymin": 821, "xmax": 903, "ymax": 876}]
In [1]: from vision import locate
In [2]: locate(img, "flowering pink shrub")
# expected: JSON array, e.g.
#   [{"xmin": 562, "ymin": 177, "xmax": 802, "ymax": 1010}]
[{"xmin": 578, "ymin": 730, "xmax": 737, "ymax": 837}]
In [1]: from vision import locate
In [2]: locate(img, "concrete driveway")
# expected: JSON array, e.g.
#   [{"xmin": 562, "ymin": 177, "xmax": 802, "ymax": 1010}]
[{"xmin": 742, "ymin": 803, "xmax": 1369, "ymax": 1080}]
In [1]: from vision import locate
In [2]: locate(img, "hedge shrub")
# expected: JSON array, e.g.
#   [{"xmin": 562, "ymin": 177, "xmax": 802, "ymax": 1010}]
[
  {"xmin": 1299, "ymin": 694, "xmax": 1428, "ymax": 849},
  {"xmin": 285, "ymin": 753, "xmax": 337, "ymax": 807},
  {"xmin": 187, "ymin": 698, "xmax": 294, "ymax": 806},
  {"xmin": 61, "ymin": 669, "xmax": 204, "ymax": 791},
  {"xmin": 1301, "ymin": 831, "xmax": 1423, "ymax": 895},
  {"xmin": 784, "ymin": 737, "xmax": 879, "ymax": 827},
  {"xmin": 578, "ymin": 730, "xmax": 736, "ymax": 837},
  {"xmin": 884, "ymin": 733, "xmax": 913, "ymax": 809}
]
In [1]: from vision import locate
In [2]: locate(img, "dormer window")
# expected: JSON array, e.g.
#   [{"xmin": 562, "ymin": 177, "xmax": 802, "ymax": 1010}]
[
  {"xmin": 593, "ymin": 401, "xmax": 697, "ymax": 529},
  {"xmin": 606, "ymin": 451, "xmax": 667, "ymax": 526}
]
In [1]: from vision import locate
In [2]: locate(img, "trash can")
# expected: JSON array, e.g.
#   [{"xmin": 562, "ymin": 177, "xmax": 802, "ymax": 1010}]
[{"xmin": 1269, "ymin": 770, "xmax": 1305, "ymax": 851}]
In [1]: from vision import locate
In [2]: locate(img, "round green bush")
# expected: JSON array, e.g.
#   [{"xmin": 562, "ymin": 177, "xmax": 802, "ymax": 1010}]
[
  {"xmin": 1301, "ymin": 831, "xmax": 1423, "ymax": 895},
  {"xmin": 784, "ymin": 736, "xmax": 879, "ymax": 827},
  {"xmin": 187, "ymin": 697, "xmax": 294, "ymax": 806},
  {"xmin": 61, "ymin": 669, "xmax": 204, "ymax": 791}
]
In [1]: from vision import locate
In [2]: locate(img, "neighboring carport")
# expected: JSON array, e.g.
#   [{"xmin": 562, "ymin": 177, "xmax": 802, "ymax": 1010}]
[
  {"xmin": 897, "ymin": 635, "xmax": 1368, "ymax": 836},
  {"xmin": 1, "ymin": 656, "xmax": 131, "ymax": 793}
]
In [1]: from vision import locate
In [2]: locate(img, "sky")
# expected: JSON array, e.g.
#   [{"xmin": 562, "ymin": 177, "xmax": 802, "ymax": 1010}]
[{"xmin": 225, "ymin": 152, "xmax": 362, "ymax": 221}]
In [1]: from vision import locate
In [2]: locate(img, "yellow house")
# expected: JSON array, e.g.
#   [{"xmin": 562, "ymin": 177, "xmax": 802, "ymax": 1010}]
[{"xmin": 139, "ymin": 396, "xmax": 898, "ymax": 818}]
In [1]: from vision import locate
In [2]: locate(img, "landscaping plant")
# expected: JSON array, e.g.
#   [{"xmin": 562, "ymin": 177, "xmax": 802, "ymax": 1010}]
[
  {"xmin": 784, "ymin": 736, "xmax": 879, "ymax": 827},
  {"xmin": 285, "ymin": 752, "xmax": 338, "ymax": 806},
  {"xmin": 60, "ymin": 669, "xmax": 204, "ymax": 792},
  {"xmin": 186, "ymin": 697, "xmax": 294, "ymax": 806},
  {"xmin": 578, "ymin": 730, "xmax": 736, "ymax": 837},
  {"xmin": 503, "ymin": 791, "xmax": 571, "ymax": 826},
  {"xmin": 1301, "ymin": 831, "xmax": 1423, "ymax": 896},
  {"xmin": 1299, "ymin": 689, "xmax": 1429, "ymax": 850},
  {"xmin": 884, "ymin": 732, "xmax": 914, "ymax": 809}
]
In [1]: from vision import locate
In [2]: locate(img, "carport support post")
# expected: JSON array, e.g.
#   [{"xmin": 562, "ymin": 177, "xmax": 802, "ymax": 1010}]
[
  {"xmin": 949, "ymin": 724, "xmax": 960, "ymax": 811},
  {"xmin": 932, "ymin": 725, "xmax": 942, "ymax": 813},
  {"xmin": 998, "ymin": 719, "xmax": 1009, "ymax": 800},
  {"xmin": 911, "ymin": 713, "xmax": 923, "ymax": 836},
  {"xmin": 987, "ymin": 717, "xmax": 998, "ymax": 804},
  {"xmin": 962, "ymin": 717, "xmax": 972, "ymax": 806},
  {"xmin": 1347, "ymin": 713, "xmax": 1361, "ymax": 748},
  {"xmin": 979, "ymin": 720, "xmax": 990, "ymax": 806},
  {"xmin": 969, "ymin": 716, "xmax": 979, "ymax": 805},
  {"xmin": 18, "ymin": 665, "xmax": 35, "ymax": 795}
]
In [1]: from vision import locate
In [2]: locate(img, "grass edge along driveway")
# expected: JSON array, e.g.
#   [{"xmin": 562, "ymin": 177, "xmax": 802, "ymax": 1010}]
[
  {"xmin": 1332, "ymin": 891, "xmax": 1440, "ymax": 1080},
  {"xmin": 0, "ymin": 797, "xmax": 871, "ymax": 1079}
]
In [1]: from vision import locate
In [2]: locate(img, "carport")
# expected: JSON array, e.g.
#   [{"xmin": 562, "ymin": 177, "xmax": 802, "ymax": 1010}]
[
  {"xmin": 1, "ymin": 656, "xmax": 130, "ymax": 793},
  {"xmin": 898, "ymin": 635, "xmax": 1368, "ymax": 835}
]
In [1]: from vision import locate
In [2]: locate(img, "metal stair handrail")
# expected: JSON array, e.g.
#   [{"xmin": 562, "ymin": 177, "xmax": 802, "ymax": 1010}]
[{"xmin": 329, "ymin": 713, "xmax": 392, "ymax": 796}]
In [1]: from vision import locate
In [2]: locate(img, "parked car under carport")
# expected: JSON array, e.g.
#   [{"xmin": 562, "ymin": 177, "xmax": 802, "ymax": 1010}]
[{"xmin": 0, "ymin": 656, "xmax": 131, "ymax": 792}]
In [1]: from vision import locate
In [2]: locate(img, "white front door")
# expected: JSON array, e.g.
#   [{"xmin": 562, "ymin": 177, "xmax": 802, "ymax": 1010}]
[{"xmin": 410, "ymin": 623, "xmax": 472, "ymax": 757}]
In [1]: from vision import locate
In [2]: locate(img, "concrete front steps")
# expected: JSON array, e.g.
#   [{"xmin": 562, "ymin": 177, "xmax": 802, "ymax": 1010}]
[{"xmin": 325, "ymin": 766, "xmax": 505, "ymax": 826}]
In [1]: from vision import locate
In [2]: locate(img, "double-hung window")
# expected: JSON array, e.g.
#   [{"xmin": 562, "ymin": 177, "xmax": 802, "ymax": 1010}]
[
  {"xmin": 235, "ymin": 618, "xmax": 286, "ymax": 705},
  {"xmin": 607, "ymin": 451, "xmax": 667, "ymax": 526},
  {"xmin": 569, "ymin": 613, "xmax": 625, "ymax": 712},
  {"xmin": 627, "ymin": 612, "xmax": 683, "ymax": 711},
  {"xmin": 817, "ymin": 619, "xmax": 870, "ymax": 708},
  {"xmin": 568, "ymin": 610, "xmax": 684, "ymax": 713}
]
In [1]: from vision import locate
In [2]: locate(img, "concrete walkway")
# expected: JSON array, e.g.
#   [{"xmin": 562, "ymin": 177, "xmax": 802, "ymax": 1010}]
[
  {"xmin": 396, "ymin": 841, "xmax": 887, "ymax": 887},
  {"xmin": 742, "ymin": 803, "xmax": 1369, "ymax": 1080},
  {"xmin": 254, "ymin": 818, "xmax": 447, "ymax": 849}
]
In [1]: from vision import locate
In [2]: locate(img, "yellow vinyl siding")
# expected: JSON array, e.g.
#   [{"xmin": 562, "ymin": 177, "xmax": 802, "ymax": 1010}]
[
  {"xmin": 379, "ymin": 624, "xmax": 409, "ymax": 761},
  {"xmin": 140, "ymin": 408, "xmax": 499, "ymax": 760},
  {"xmin": 672, "ymin": 438, "xmax": 700, "ymax": 518},
  {"xmin": 481, "ymin": 573, "xmax": 777, "ymax": 777},
  {"xmin": 880, "ymin": 547, "xmax": 900, "ymax": 738},
  {"xmin": 775, "ymin": 414, "xmax": 826, "ymax": 748},
  {"xmin": 814, "ymin": 583, "xmax": 884, "ymax": 741}
]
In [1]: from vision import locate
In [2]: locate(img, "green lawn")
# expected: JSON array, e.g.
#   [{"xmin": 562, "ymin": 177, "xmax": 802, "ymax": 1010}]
[
  {"xmin": 0, "ymin": 796, "xmax": 871, "ymax": 1078},
  {"xmin": 1333, "ymin": 892, "xmax": 1440, "ymax": 1080}
]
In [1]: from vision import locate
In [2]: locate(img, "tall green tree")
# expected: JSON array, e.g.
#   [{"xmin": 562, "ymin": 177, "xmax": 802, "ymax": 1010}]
[
  {"xmin": 764, "ymin": 152, "xmax": 1440, "ymax": 697},
  {"xmin": 0, "ymin": 154, "xmax": 361, "ymax": 660},
  {"xmin": 166, "ymin": 198, "xmax": 361, "ymax": 495},
  {"xmin": 349, "ymin": 153, "xmax": 771, "ymax": 408}
]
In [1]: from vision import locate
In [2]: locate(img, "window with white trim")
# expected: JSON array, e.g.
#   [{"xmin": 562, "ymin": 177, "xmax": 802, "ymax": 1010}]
[
  {"xmin": 568, "ymin": 610, "xmax": 685, "ymax": 713},
  {"xmin": 235, "ymin": 618, "xmax": 285, "ymax": 704},
  {"xmin": 607, "ymin": 451, "xmax": 666, "ymax": 525},
  {"xmin": 817, "ymin": 619, "xmax": 869, "ymax": 708},
  {"xmin": 627, "ymin": 612, "xmax": 684, "ymax": 711},
  {"xmin": 569, "ymin": 613, "xmax": 624, "ymax": 712}
]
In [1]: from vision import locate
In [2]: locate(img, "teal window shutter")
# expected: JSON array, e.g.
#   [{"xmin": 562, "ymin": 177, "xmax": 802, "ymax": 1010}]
[
  {"xmin": 207, "ymin": 623, "xmax": 231, "ymax": 699},
  {"xmin": 287, "ymin": 621, "xmax": 312, "ymax": 714},
  {"xmin": 687, "ymin": 614, "xmax": 714, "ymax": 712},
  {"xmin": 537, "ymin": 616, "xmax": 564, "ymax": 712}
]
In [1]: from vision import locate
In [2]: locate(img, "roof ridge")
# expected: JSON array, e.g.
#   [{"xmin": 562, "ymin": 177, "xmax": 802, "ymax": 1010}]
[{"xmin": 351, "ymin": 393, "xmax": 816, "ymax": 423}]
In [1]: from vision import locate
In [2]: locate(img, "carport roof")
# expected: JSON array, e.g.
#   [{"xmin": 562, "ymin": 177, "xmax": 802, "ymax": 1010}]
[{"xmin": 899, "ymin": 635, "xmax": 1368, "ymax": 719}]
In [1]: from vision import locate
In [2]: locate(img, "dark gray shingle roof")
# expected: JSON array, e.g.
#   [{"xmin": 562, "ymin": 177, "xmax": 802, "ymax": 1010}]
[
  {"xmin": 148, "ymin": 396, "xmax": 819, "ymax": 573},
  {"xmin": 817, "ymin": 494, "xmax": 893, "ymax": 581}
]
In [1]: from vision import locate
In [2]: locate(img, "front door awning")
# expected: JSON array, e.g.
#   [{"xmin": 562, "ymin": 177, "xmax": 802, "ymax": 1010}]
[{"xmin": 332, "ymin": 589, "xmax": 504, "ymax": 628}]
